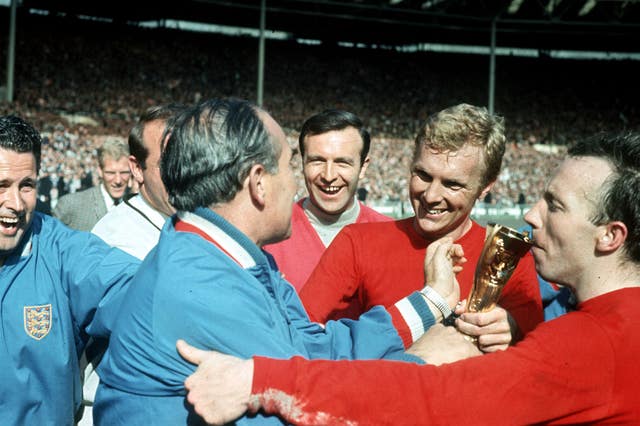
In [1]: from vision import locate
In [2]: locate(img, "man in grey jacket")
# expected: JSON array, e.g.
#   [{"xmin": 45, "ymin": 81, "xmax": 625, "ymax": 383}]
[{"xmin": 54, "ymin": 138, "xmax": 130, "ymax": 231}]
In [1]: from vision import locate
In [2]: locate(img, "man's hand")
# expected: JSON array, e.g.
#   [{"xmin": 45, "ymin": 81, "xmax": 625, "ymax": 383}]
[
  {"xmin": 455, "ymin": 305, "xmax": 518, "ymax": 353},
  {"xmin": 177, "ymin": 340, "xmax": 254, "ymax": 425},
  {"xmin": 423, "ymin": 237, "xmax": 466, "ymax": 308},
  {"xmin": 406, "ymin": 324, "xmax": 482, "ymax": 365}
]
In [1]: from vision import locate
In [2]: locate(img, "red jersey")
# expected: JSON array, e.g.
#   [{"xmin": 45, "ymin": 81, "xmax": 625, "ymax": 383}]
[
  {"xmin": 300, "ymin": 217, "xmax": 542, "ymax": 335},
  {"xmin": 264, "ymin": 199, "xmax": 391, "ymax": 292},
  {"xmin": 253, "ymin": 288, "xmax": 640, "ymax": 425}
]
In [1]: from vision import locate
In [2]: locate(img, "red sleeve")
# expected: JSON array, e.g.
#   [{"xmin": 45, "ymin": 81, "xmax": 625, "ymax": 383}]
[
  {"xmin": 299, "ymin": 227, "xmax": 362, "ymax": 323},
  {"xmin": 498, "ymin": 252, "xmax": 544, "ymax": 336},
  {"xmin": 251, "ymin": 315, "xmax": 616, "ymax": 425}
]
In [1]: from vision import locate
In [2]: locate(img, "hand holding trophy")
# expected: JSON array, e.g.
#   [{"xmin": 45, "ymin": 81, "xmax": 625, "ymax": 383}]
[{"xmin": 454, "ymin": 223, "xmax": 533, "ymax": 351}]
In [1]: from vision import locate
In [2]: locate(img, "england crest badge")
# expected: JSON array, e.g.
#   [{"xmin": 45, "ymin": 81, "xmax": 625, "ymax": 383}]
[{"xmin": 24, "ymin": 304, "xmax": 52, "ymax": 340}]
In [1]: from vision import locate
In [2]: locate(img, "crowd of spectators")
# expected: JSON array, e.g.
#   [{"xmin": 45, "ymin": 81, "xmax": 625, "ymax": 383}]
[{"xmin": 0, "ymin": 14, "xmax": 637, "ymax": 208}]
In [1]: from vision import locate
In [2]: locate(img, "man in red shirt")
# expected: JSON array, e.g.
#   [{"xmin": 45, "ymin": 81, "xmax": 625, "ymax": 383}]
[
  {"xmin": 300, "ymin": 103, "xmax": 542, "ymax": 349},
  {"xmin": 263, "ymin": 110, "xmax": 390, "ymax": 292},
  {"xmin": 178, "ymin": 132, "xmax": 640, "ymax": 425}
]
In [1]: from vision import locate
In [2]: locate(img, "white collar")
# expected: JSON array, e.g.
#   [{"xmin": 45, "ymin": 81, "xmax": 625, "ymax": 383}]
[
  {"xmin": 100, "ymin": 183, "xmax": 118, "ymax": 211},
  {"xmin": 177, "ymin": 211, "xmax": 256, "ymax": 268}
]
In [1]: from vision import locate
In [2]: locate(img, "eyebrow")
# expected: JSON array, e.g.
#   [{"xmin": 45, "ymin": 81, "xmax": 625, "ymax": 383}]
[{"xmin": 543, "ymin": 189, "xmax": 563, "ymax": 206}]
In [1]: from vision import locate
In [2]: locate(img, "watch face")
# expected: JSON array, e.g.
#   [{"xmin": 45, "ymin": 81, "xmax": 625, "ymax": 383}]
[{"xmin": 442, "ymin": 313, "xmax": 459, "ymax": 327}]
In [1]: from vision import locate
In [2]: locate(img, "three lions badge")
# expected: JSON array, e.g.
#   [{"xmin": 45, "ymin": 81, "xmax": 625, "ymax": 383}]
[{"xmin": 24, "ymin": 304, "xmax": 52, "ymax": 340}]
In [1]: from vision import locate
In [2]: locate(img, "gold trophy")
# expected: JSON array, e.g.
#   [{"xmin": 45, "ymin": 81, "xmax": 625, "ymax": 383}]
[{"xmin": 466, "ymin": 223, "xmax": 533, "ymax": 313}]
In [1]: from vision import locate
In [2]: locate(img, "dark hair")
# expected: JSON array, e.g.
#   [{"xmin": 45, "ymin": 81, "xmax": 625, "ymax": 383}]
[
  {"xmin": 129, "ymin": 103, "xmax": 187, "ymax": 169},
  {"xmin": 161, "ymin": 98, "xmax": 279, "ymax": 211},
  {"xmin": 0, "ymin": 115, "xmax": 42, "ymax": 172},
  {"xmin": 413, "ymin": 103, "xmax": 506, "ymax": 187},
  {"xmin": 298, "ymin": 109, "xmax": 370, "ymax": 164},
  {"xmin": 569, "ymin": 132, "xmax": 640, "ymax": 263}
]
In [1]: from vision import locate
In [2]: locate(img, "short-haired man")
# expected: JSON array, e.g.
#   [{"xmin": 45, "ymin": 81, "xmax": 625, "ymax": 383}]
[
  {"xmin": 300, "ymin": 104, "xmax": 542, "ymax": 349},
  {"xmin": 264, "ymin": 109, "xmax": 390, "ymax": 291},
  {"xmin": 0, "ymin": 115, "xmax": 138, "ymax": 424},
  {"xmin": 94, "ymin": 99, "xmax": 445, "ymax": 425},
  {"xmin": 92, "ymin": 103, "xmax": 186, "ymax": 258},
  {"xmin": 77, "ymin": 104, "xmax": 186, "ymax": 426},
  {"xmin": 54, "ymin": 138, "xmax": 131, "ymax": 231},
  {"xmin": 177, "ymin": 132, "xmax": 640, "ymax": 425}
]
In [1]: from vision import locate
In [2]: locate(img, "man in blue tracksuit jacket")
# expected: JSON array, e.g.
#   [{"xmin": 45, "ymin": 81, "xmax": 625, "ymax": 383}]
[
  {"xmin": 95, "ymin": 99, "xmax": 448, "ymax": 425},
  {"xmin": 0, "ymin": 115, "xmax": 139, "ymax": 425}
]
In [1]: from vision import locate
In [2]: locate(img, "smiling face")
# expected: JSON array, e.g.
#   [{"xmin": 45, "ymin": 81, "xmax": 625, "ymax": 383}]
[
  {"xmin": 524, "ymin": 156, "xmax": 612, "ymax": 288},
  {"xmin": 0, "ymin": 148, "xmax": 37, "ymax": 260},
  {"xmin": 410, "ymin": 143, "xmax": 492, "ymax": 241},
  {"xmin": 302, "ymin": 127, "xmax": 369, "ymax": 216},
  {"xmin": 99, "ymin": 155, "xmax": 131, "ymax": 200}
]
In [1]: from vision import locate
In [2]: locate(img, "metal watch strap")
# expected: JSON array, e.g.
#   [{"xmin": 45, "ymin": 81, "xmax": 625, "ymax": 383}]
[{"xmin": 420, "ymin": 286, "xmax": 455, "ymax": 325}]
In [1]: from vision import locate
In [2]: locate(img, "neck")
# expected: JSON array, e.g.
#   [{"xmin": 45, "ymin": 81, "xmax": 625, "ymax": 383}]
[
  {"xmin": 303, "ymin": 197, "xmax": 360, "ymax": 247},
  {"xmin": 212, "ymin": 201, "xmax": 261, "ymax": 246},
  {"xmin": 413, "ymin": 216, "xmax": 473, "ymax": 243},
  {"xmin": 303, "ymin": 197, "xmax": 359, "ymax": 225},
  {"xmin": 572, "ymin": 258, "xmax": 640, "ymax": 303}
]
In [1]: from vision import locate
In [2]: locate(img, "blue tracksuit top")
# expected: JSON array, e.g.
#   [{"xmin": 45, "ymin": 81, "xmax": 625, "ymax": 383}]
[
  {"xmin": 0, "ymin": 212, "xmax": 139, "ymax": 425},
  {"xmin": 95, "ymin": 208, "xmax": 416, "ymax": 425}
]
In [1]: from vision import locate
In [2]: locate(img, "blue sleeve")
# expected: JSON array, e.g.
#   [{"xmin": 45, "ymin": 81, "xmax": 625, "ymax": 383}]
[
  {"xmin": 278, "ymin": 274, "xmax": 422, "ymax": 363},
  {"xmin": 54, "ymin": 223, "xmax": 140, "ymax": 338},
  {"xmin": 540, "ymin": 277, "xmax": 576, "ymax": 321}
]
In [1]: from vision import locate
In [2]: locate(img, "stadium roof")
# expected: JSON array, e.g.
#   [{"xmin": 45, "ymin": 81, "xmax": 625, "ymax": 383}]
[{"xmin": 16, "ymin": 0, "xmax": 640, "ymax": 52}]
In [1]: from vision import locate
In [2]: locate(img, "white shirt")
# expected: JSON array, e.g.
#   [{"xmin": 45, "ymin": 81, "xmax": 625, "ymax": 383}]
[
  {"xmin": 92, "ymin": 194, "xmax": 168, "ymax": 260},
  {"xmin": 99, "ymin": 183, "xmax": 118, "ymax": 212}
]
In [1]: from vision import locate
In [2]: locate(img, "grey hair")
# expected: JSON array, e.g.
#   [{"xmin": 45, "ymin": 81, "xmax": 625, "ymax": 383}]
[{"xmin": 161, "ymin": 98, "xmax": 280, "ymax": 211}]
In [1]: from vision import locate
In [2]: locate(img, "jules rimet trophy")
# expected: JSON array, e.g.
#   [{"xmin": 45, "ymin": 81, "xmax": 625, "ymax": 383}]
[{"xmin": 466, "ymin": 223, "xmax": 533, "ymax": 313}]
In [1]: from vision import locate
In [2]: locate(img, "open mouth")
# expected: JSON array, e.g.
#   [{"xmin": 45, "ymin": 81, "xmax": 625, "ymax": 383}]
[
  {"xmin": 422, "ymin": 206, "xmax": 447, "ymax": 217},
  {"xmin": 0, "ymin": 215, "xmax": 21, "ymax": 234},
  {"xmin": 319, "ymin": 186, "xmax": 342, "ymax": 195}
]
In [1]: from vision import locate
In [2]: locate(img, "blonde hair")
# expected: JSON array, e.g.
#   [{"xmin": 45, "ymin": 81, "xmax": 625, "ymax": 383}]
[
  {"xmin": 98, "ymin": 138, "xmax": 129, "ymax": 168},
  {"xmin": 414, "ymin": 103, "xmax": 506, "ymax": 186}
]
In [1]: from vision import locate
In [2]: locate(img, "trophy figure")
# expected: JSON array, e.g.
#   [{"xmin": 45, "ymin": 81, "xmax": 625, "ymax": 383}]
[{"xmin": 467, "ymin": 223, "xmax": 533, "ymax": 313}]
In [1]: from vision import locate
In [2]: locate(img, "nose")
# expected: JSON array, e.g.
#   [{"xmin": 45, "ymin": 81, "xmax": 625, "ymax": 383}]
[
  {"xmin": 321, "ymin": 162, "xmax": 337, "ymax": 182},
  {"xmin": 523, "ymin": 200, "xmax": 541, "ymax": 229},
  {"xmin": 3, "ymin": 186, "xmax": 25, "ymax": 213},
  {"xmin": 422, "ymin": 181, "xmax": 444, "ymax": 204}
]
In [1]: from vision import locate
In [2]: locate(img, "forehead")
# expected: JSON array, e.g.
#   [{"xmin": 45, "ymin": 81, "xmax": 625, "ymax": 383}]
[
  {"xmin": 414, "ymin": 143, "xmax": 485, "ymax": 179},
  {"xmin": 259, "ymin": 110, "xmax": 289, "ymax": 158},
  {"xmin": 0, "ymin": 148, "xmax": 37, "ymax": 176},
  {"xmin": 142, "ymin": 120, "xmax": 166, "ymax": 147},
  {"xmin": 549, "ymin": 156, "xmax": 612, "ymax": 202},
  {"xmin": 101, "ymin": 155, "xmax": 130, "ymax": 170},
  {"xmin": 303, "ymin": 127, "xmax": 363, "ymax": 156}
]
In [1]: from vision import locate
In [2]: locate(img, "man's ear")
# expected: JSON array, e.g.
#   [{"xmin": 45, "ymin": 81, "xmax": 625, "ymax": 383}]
[
  {"xmin": 478, "ymin": 180, "xmax": 496, "ymax": 200},
  {"xmin": 129, "ymin": 155, "xmax": 144, "ymax": 185},
  {"xmin": 596, "ymin": 221, "xmax": 628, "ymax": 253},
  {"xmin": 247, "ymin": 164, "xmax": 267, "ymax": 208},
  {"xmin": 358, "ymin": 156, "xmax": 371, "ymax": 180}
]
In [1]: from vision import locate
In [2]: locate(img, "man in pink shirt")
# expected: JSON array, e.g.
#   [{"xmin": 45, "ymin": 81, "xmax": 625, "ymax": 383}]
[{"xmin": 263, "ymin": 110, "xmax": 390, "ymax": 292}]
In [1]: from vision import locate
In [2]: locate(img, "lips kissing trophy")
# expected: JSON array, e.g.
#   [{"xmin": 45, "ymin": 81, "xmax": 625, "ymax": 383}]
[{"xmin": 466, "ymin": 223, "xmax": 533, "ymax": 313}]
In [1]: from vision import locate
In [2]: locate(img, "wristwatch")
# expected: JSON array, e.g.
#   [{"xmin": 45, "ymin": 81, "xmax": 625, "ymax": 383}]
[{"xmin": 420, "ymin": 286, "xmax": 458, "ymax": 326}]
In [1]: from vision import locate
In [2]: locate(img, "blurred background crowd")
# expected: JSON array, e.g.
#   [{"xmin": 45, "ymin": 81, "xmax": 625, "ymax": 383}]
[{"xmin": 1, "ymin": 15, "xmax": 637, "ymax": 210}]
